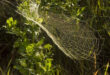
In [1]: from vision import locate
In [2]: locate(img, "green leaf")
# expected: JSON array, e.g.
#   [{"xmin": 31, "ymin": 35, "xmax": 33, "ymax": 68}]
[
  {"xmin": 7, "ymin": 56, "xmax": 13, "ymax": 70},
  {"xmin": 104, "ymin": 62, "xmax": 109, "ymax": 75},
  {"xmin": 36, "ymin": 0, "xmax": 41, "ymax": 4},
  {"xmin": 45, "ymin": 58, "xmax": 53, "ymax": 71},
  {"xmin": 26, "ymin": 44, "xmax": 34, "ymax": 56},
  {"xmin": 0, "ymin": 67, "xmax": 5, "ymax": 75},
  {"xmin": 6, "ymin": 17, "xmax": 17, "ymax": 29},
  {"xmin": 44, "ymin": 44, "xmax": 52, "ymax": 50},
  {"xmin": 37, "ymin": 18, "xmax": 43, "ymax": 23},
  {"xmin": 36, "ymin": 39, "xmax": 44, "ymax": 46},
  {"xmin": 76, "ymin": 7, "xmax": 85, "ymax": 16},
  {"xmin": 6, "ymin": 20, "xmax": 11, "ymax": 28},
  {"xmin": 108, "ymin": 31, "xmax": 110, "ymax": 36},
  {"xmin": 19, "ymin": 59, "xmax": 27, "ymax": 67},
  {"xmin": 7, "ymin": 68, "xmax": 11, "ymax": 75},
  {"xmin": 6, "ymin": 20, "xmax": 10, "ymax": 25},
  {"xmin": 13, "ymin": 20, "xmax": 17, "ymax": 25},
  {"xmin": 98, "ymin": 0, "xmax": 101, "ymax": 9}
]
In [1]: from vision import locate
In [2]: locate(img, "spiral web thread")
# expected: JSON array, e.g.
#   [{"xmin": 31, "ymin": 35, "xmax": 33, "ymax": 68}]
[
  {"xmin": 40, "ymin": 12, "xmax": 101, "ymax": 60},
  {"xmin": 2, "ymin": 1, "xmax": 102, "ymax": 60}
]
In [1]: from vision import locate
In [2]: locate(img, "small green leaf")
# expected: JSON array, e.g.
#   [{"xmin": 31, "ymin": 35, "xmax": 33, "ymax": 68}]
[
  {"xmin": 36, "ymin": 39, "xmax": 44, "ymax": 46},
  {"xmin": 44, "ymin": 44, "xmax": 52, "ymax": 50},
  {"xmin": 104, "ymin": 62, "xmax": 109, "ymax": 75},
  {"xmin": 45, "ymin": 58, "xmax": 53, "ymax": 71},
  {"xmin": 0, "ymin": 67, "xmax": 5, "ymax": 75},
  {"xmin": 9, "ymin": 17, "xmax": 13, "ymax": 22},
  {"xmin": 6, "ymin": 17, "xmax": 17, "ymax": 29},
  {"xmin": 26, "ymin": 44, "xmax": 34, "ymax": 56},
  {"xmin": 19, "ymin": 59, "xmax": 27, "ymax": 67},
  {"xmin": 108, "ymin": 31, "xmax": 110, "ymax": 36},
  {"xmin": 36, "ymin": 0, "xmax": 41, "ymax": 4},
  {"xmin": 6, "ymin": 20, "xmax": 10, "ymax": 25},
  {"xmin": 37, "ymin": 18, "xmax": 43, "ymax": 23},
  {"xmin": 13, "ymin": 20, "xmax": 17, "ymax": 25},
  {"xmin": 7, "ymin": 68, "xmax": 11, "ymax": 75},
  {"xmin": 6, "ymin": 20, "xmax": 11, "ymax": 28}
]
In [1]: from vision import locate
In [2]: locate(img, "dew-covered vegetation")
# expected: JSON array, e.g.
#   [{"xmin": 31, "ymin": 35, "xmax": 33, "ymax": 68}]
[{"xmin": 0, "ymin": 0, "xmax": 110, "ymax": 75}]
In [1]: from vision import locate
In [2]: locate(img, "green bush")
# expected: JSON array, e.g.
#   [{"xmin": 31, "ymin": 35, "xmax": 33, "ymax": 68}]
[{"xmin": 4, "ymin": 16, "xmax": 58, "ymax": 75}]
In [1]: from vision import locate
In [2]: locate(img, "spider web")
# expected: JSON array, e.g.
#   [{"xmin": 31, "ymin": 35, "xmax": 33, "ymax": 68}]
[
  {"xmin": 17, "ymin": 2, "xmax": 102, "ymax": 60},
  {"xmin": 1, "ymin": 0, "xmax": 103, "ymax": 60}
]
